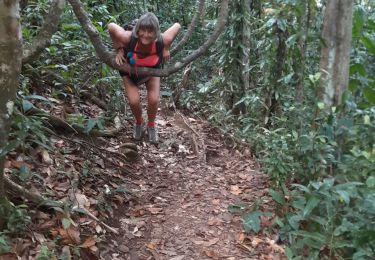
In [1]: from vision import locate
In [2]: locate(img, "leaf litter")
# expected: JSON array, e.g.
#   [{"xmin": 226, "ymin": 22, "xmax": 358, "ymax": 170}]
[{"xmin": 2, "ymin": 89, "xmax": 283, "ymax": 259}]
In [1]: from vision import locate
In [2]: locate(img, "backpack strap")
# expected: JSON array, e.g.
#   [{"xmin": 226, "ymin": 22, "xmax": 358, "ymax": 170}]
[
  {"xmin": 125, "ymin": 33, "xmax": 164, "ymax": 68},
  {"xmin": 156, "ymin": 34, "xmax": 164, "ymax": 68},
  {"xmin": 125, "ymin": 32, "xmax": 137, "ymax": 55}
]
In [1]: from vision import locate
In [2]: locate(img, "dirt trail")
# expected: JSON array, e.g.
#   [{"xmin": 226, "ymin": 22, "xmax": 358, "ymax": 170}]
[{"xmin": 100, "ymin": 103, "xmax": 276, "ymax": 260}]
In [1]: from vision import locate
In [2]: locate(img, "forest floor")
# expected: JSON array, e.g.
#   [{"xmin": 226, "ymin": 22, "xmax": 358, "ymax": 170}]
[{"xmin": 3, "ymin": 88, "xmax": 284, "ymax": 260}]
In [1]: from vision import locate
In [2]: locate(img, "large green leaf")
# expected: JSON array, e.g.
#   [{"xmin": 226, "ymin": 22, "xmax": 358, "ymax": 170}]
[
  {"xmin": 269, "ymin": 189, "xmax": 286, "ymax": 205},
  {"xmin": 366, "ymin": 176, "xmax": 375, "ymax": 188},
  {"xmin": 361, "ymin": 35, "xmax": 375, "ymax": 55},
  {"xmin": 352, "ymin": 6, "xmax": 365, "ymax": 38},
  {"xmin": 85, "ymin": 118, "xmax": 97, "ymax": 133},
  {"xmin": 22, "ymin": 99, "xmax": 34, "ymax": 112},
  {"xmin": 350, "ymin": 63, "xmax": 366, "ymax": 76},
  {"xmin": 303, "ymin": 197, "xmax": 320, "ymax": 217},
  {"xmin": 62, "ymin": 218, "xmax": 71, "ymax": 230},
  {"xmin": 363, "ymin": 86, "xmax": 375, "ymax": 104},
  {"xmin": 292, "ymin": 230, "xmax": 326, "ymax": 244},
  {"xmin": 243, "ymin": 210, "xmax": 262, "ymax": 233}
]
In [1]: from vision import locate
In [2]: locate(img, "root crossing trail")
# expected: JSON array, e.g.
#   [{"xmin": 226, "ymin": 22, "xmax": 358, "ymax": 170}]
[{"xmin": 101, "ymin": 108, "xmax": 279, "ymax": 260}]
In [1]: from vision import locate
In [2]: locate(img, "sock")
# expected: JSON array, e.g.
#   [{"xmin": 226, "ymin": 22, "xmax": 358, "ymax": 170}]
[
  {"xmin": 135, "ymin": 118, "xmax": 143, "ymax": 125},
  {"xmin": 147, "ymin": 121, "xmax": 155, "ymax": 128}
]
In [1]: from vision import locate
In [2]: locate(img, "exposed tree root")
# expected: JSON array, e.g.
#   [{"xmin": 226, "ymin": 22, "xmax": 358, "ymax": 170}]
[
  {"xmin": 26, "ymin": 107, "xmax": 121, "ymax": 137},
  {"xmin": 4, "ymin": 176, "xmax": 119, "ymax": 234},
  {"xmin": 81, "ymin": 91, "xmax": 107, "ymax": 110}
]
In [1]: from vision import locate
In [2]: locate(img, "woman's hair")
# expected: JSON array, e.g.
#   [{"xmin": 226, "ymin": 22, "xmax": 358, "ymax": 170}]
[{"xmin": 133, "ymin": 12, "xmax": 161, "ymax": 39}]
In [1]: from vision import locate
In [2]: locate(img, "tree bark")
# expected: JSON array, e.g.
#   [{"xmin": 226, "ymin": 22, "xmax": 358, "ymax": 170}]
[
  {"xmin": 67, "ymin": 0, "xmax": 228, "ymax": 77},
  {"xmin": 295, "ymin": 0, "xmax": 311, "ymax": 103},
  {"xmin": 170, "ymin": 0, "xmax": 206, "ymax": 56},
  {"xmin": 0, "ymin": 0, "xmax": 23, "ymax": 201},
  {"xmin": 263, "ymin": 24, "xmax": 288, "ymax": 126},
  {"xmin": 319, "ymin": 0, "xmax": 353, "ymax": 109},
  {"xmin": 22, "ymin": 0, "xmax": 66, "ymax": 64},
  {"xmin": 241, "ymin": 0, "xmax": 251, "ymax": 93}
]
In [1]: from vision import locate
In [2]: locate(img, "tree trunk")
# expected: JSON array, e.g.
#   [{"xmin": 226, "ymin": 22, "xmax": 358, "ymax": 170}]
[
  {"xmin": 264, "ymin": 25, "xmax": 287, "ymax": 126},
  {"xmin": 295, "ymin": 0, "xmax": 311, "ymax": 103},
  {"xmin": 0, "ymin": 0, "xmax": 22, "ymax": 205},
  {"xmin": 241, "ymin": 0, "xmax": 251, "ymax": 92},
  {"xmin": 319, "ymin": 0, "xmax": 353, "ymax": 109}
]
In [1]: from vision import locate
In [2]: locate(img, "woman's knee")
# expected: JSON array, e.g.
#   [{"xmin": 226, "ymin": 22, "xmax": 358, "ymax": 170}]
[
  {"xmin": 108, "ymin": 22, "xmax": 116, "ymax": 33},
  {"xmin": 148, "ymin": 93, "xmax": 159, "ymax": 105}
]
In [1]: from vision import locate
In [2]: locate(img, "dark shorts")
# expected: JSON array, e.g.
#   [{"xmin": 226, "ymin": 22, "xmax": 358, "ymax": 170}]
[{"xmin": 119, "ymin": 64, "xmax": 161, "ymax": 86}]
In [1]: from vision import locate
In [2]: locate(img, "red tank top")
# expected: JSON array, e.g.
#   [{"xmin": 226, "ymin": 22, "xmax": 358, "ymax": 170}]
[{"xmin": 133, "ymin": 42, "xmax": 160, "ymax": 67}]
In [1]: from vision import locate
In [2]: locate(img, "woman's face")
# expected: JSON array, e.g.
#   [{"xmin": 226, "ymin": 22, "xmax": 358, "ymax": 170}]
[{"xmin": 138, "ymin": 28, "xmax": 157, "ymax": 45}]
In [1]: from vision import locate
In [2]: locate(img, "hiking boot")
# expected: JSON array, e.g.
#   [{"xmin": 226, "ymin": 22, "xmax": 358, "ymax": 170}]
[
  {"xmin": 133, "ymin": 124, "xmax": 144, "ymax": 141},
  {"xmin": 147, "ymin": 126, "xmax": 159, "ymax": 144}
]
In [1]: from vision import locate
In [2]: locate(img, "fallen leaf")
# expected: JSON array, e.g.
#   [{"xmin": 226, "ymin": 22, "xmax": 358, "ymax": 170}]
[
  {"xmin": 266, "ymin": 238, "xmax": 284, "ymax": 253},
  {"xmin": 81, "ymin": 236, "xmax": 97, "ymax": 248},
  {"xmin": 238, "ymin": 173, "xmax": 249, "ymax": 180},
  {"xmin": 61, "ymin": 246, "xmax": 71, "ymax": 260},
  {"xmin": 58, "ymin": 227, "xmax": 81, "ymax": 245},
  {"xmin": 181, "ymin": 202, "xmax": 194, "ymax": 209},
  {"xmin": 72, "ymin": 193, "xmax": 90, "ymax": 209},
  {"xmin": 11, "ymin": 160, "xmax": 32, "ymax": 169},
  {"xmin": 113, "ymin": 194, "xmax": 125, "ymax": 204},
  {"xmin": 251, "ymin": 237, "xmax": 263, "ymax": 247},
  {"xmin": 148, "ymin": 207, "xmax": 163, "ymax": 215},
  {"xmin": 95, "ymin": 225, "xmax": 103, "ymax": 234},
  {"xmin": 170, "ymin": 256, "xmax": 185, "ymax": 260},
  {"xmin": 32, "ymin": 232, "xmax": 46, "ymax": 243},
  {"xmin": 147, "ymin": 242, "xmax": 157, "ymax": 250},
  {"xmin": 238, "ymin": 233, "xmax": 246, "ymax": 243},
  {"xmin": 204, "ymin": 249, "xmax": 219, "ymax": 259},
  {"xmin": 204, "ymin": 238, "xmax": 220, "ymax": 247},
  {"xmin": 207, "ymin": 217, "xmax": 221, "ymax": 226},
  {"xmin": 89, "ymin": 245, "xmax": 98, "ymax": 252},
  {"xmin": 192, "ymin": 240, "xmax": 205, "ymax": 245},
  {"xmin": 230, "ymin": 185, "xmax": 242, "ymax": 195},
  {"xmin": 40, "ymin": 149, "xmax": 53, "ymax": 164}
]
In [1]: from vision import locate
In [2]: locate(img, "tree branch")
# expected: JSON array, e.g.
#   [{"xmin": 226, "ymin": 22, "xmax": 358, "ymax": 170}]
[
  {"xmin": 170, "ymin": 0, "xmax": 206, "ymax": 56},
  {"xmin": 67, "ymin": 0, "xmax": 228, "ymax": 77},
  {"xmin": 22, "ymin": 0, "xmax": 66, "ymax": 64}
]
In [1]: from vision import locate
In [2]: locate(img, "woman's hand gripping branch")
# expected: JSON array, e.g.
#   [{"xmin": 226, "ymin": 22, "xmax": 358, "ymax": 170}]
[{"xmin": 115, "ymin": 48, "xmax": 126, "ymax": 65}]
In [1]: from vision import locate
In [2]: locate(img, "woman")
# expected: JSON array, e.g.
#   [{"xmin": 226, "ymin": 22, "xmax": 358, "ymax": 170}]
[{"xmin": 108, "ymin": 12, "xmax": 181, "ymax": 144}]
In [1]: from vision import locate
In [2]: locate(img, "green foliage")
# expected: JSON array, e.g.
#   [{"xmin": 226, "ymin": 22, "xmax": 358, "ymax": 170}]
[
  {"xmin": 12, "ymin": 0, "xmax": 375, "ymax": 259},
  {"xmin": 0, "ymin": 199, "xmax": 30, "ymax": 236},
  {"xmin": 177, "ymin": 1, "xmax": 375, "ymax": 260},
  {"xmin": 0, "ymin": 233, "xmax": 11, "ymax": 255},
  {"xmin": 282, "ymin": 178, "xmax": 375, "ymax": 259},
  {"xmin": 36, "ymin": 245, "xmax": 56, "ymax": 260},
  {"xmin": 2, "ymin": 108, "xmax": 50, "ymax": 157}
]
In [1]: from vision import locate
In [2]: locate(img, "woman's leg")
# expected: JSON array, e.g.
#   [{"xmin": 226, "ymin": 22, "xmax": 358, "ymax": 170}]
[
  {"xmin": 145, "ymin": 76, "xmax": 160, "ymax": 127},
  {"xmin": 123, "ymin": 77, "xmax": 144, "ymax": 140},
  {"xmin": 123, "ymin": 77, "xmax": 142, "ymax": 121},
  {"xmin": 145, "ymin": 77, "xmax": 160, "ymax": 143}
]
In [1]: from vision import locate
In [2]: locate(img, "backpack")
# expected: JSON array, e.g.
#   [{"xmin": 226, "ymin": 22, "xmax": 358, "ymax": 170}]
[{"xmin": 123, "ymin": 20, "xmax": 164, "ymax": 68}]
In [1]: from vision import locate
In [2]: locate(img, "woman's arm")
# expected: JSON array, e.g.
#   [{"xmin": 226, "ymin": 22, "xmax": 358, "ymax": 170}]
[
  {"xmin": 162, "ymin": 23, "xmax": 181, "ymax": 47},
  {"xmin": 108, "ymin": 22, "xmax": 132, "ymax": 49},
  {"xmin": 108, "ymin": 23, "xmax": 132, "ymax": 65},
  {"xmin": 162, "ymin": 23, "xmax": 181, "ymax": 61}
]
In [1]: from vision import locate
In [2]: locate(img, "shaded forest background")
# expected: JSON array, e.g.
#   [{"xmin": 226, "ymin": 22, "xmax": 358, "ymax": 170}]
[{"xmin": 0, "ymin": 0, "xmax": 374, "ymax": 259}]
